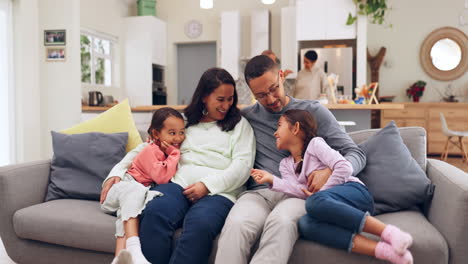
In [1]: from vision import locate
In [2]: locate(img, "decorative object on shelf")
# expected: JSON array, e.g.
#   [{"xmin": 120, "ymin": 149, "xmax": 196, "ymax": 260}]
[
  {"xmin": 184, "ymin": 20, "xmax": 203, "ymax": 39},
  {"xmin": 45, "ymin": 47, "xmax": 66, "ymax": 62},
  {"xmin": 367, "ymin": 47, "xmax": 386, "ymax": 98},
  {"xmin": 367, "ymin": 82, "xmax": 380, "ymax": 104},
  {"xmin": 420, "ymin": 27, "xmax": 468, "ymax": 81},
  {"xmin": 435, "ymin": 83, "xmax": 460, "ymax": 102},
  {"xmin": 200, "ymin": 0, "xmax": 213, "ymax": 9},
  {"xmin": 327, "ymin": 73, "xmax": 339, "ymax": 104},
  {"xmin": 406, "ymin": 80, "xmax": 426, "ymax": 102},
  {"xmin": 346, "ymin": 0, "xmax": 390, "ymax": 26},
  {"xmin": 137, "ymin": 0, "xmax": 156, "ymax": 16},
  {"xmin": 378, "ymin": 95, "xmax": 395, "ymax": 102},
  {"xmin": 44, "ymin": 29, "xmax": 66, "ymax": 46}
]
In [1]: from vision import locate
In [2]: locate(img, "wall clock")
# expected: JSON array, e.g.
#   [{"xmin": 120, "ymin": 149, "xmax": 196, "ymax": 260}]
[{"xmin": 185, "ymin": 20, "xmax": 203, "ymax": 39}]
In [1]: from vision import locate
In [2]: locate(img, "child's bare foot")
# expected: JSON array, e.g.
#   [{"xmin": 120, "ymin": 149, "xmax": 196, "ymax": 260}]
[
  {"xmin": 381, "ymin": 225, "xmax": 413, "ymax": 254},
  {"xmin": 375, "ymin": 242, "xmax": 413, "ymax": 264}
]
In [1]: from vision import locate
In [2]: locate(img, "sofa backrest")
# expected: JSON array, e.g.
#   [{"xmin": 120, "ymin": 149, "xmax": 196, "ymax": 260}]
[{"xmin": 349, "ymin": 126, "xmax": 427, "ymax": 172}]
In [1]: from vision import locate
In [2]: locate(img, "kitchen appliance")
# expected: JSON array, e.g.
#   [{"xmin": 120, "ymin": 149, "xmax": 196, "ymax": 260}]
[
  {"xmin": 102, "ymin": 95, "xmax": 114, "ymax": 106},
  {"xmin": 88, "ymin": 91, "xmax": 103, "ymax": 106},
  {"xmin": 152, "ymin": 64, "xmax": 167, "ymax": 105},
  {"xmin": 300, "ymin": 47, "xmax": 354, "ymax": 96}
]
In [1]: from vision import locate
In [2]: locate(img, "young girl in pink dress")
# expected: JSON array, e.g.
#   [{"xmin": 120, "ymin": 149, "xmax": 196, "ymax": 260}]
[{"xmin": 251, "ymin": 109, "xmax": 414, "ymax": 264}]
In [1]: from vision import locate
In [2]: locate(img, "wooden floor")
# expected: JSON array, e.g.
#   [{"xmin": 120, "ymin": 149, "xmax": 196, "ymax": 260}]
[{"xmin": 429, "ymin": 155, "xmax": 468, "ymax": 173}]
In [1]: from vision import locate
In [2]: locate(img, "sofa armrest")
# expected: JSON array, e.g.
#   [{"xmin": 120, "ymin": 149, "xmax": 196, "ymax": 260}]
[
  {"xmin": 426, "ymin": 158, "xmax": 468, "ymax": 264},
  {"xmin": 0, "ymin": 160, "xmax": 51, "ymax": 249}
]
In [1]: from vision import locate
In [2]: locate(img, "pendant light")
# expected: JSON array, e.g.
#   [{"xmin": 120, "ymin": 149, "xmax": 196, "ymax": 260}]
[{"xmin": 200, "ymin": 0, "xmax": 213, "ymax": 9}]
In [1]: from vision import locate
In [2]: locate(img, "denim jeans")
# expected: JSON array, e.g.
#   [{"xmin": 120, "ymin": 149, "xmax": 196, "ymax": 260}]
[
  {"xmin": 298, "ymin": 182, "xmax": 374, "ymax": 252},
  {"xmin": 139, "ymin": 182, "xmax": 234, "ymax": 264}
]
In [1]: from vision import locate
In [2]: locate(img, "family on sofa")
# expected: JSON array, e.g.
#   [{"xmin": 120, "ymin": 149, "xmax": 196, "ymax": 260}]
[{"xmin": 99, "ymin": 55, "xmax": 421, "ymax": 264}]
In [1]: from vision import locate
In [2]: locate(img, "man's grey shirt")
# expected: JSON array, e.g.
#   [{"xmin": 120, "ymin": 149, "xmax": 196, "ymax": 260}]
[{"xmin": 241, "ymin": 96, "xmax": 366, "ymax": 190}]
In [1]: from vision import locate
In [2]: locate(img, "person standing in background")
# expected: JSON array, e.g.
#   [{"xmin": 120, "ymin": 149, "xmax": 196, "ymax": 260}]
[
  {"xmin": 261, "ymin": 50, "xmax": 293, "ymax": 79},
  {"xmin": 293, "ymin": 50, "xmax": 329, "ymax": 100}
]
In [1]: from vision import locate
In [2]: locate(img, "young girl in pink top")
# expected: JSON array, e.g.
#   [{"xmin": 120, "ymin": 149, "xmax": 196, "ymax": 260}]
[
  {"xmin": 251, "ymin": 109, "xmax": 414, "ymax": 264},
  {"xmin": 101, "ymin": 107, "xmax": 185, "ymax": 264}
]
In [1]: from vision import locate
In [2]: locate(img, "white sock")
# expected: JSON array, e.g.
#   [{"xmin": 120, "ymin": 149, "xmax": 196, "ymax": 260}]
[
  {"xmin": 126, "ymin": 236, "xmax": 150, "ymax": 264},
  {"xmin": 111, "ymin": 249, "xmax": 133, "ymax": 264}
]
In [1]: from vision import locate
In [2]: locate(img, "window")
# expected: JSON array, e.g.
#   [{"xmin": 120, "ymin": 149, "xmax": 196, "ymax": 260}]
[{"xmin": 80, "ymin": 31, "xmax": 114, "ymax": 86}]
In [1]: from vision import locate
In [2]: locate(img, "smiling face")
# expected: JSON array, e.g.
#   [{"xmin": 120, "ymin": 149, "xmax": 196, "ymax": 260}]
[
  {"xmin": 201, "ymin": 83, "xmax": 235, "ymax": 122},
  {"xmin": 273, "ymin": 116, "xmax": 297, "ymax": 150},
  {"xmin": 152, "ymin": 116, "xmax": 186, "ymax": 149},
  {"xmin": 249, "ymin": 70, "xmax": 289, "ymax": 113}
]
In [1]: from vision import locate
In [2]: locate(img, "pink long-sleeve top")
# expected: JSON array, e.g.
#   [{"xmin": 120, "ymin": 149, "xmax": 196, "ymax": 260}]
[
  {"xmin": 127, "ymin": 143, "xmax": 180, "ymax": 187},
  {"xmin": 271, "ymin": 137, "xmax": 364, "ymax": 199}
]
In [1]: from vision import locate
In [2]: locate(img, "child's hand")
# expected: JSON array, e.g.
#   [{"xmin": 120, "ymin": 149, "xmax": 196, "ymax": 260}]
[
  {"xmin": 301, "ymin": 188, "xmax": 313, "ymax": 197},
  {"xmin": 159, "ymin": 140, "xmax": 171, "ymax": 154},
  {"xmin": 251, "ymin": 169, "xmax": 273, "ymax": 184}
]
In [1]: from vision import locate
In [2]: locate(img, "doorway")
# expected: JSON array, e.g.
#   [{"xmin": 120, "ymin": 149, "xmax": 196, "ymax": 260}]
[{"xmin": 176, "ymin": 42, "xmax": 216, "ymax": 105}]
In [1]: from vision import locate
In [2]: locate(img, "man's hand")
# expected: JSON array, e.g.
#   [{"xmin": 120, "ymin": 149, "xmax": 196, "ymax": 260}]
[
  {"xmin": 251, "ymin": 169, "xmax": 274, "ymax": 185},
  {"xmin": 307, "ymin": 168, "xmax": 332, "ymax": 193},
  {"xmin": 183, "ymin": 182, "xmax": 209, "ymax": 203},
  {"xmin": 100, "ymin": 176, "xmax": 121, "ymax": 204}
]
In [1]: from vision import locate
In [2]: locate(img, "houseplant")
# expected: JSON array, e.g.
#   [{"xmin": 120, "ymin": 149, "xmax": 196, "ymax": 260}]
[
  {"xmin": 406, "ymin": 80, "xmax": 426, "ymax": 102},
  {"xmin": 346, "ymin": 0, "xmax": 389, "ymax": 26}
]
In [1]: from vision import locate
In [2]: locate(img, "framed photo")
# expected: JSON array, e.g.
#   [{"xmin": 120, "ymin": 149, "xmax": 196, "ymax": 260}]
[
  {"xmin": 45, "ymin": 47, "xmax": 66, "ymax": 62},
  {"xmin": 44, "ymin": 30, "xmax": 66, "ymax": 46}
]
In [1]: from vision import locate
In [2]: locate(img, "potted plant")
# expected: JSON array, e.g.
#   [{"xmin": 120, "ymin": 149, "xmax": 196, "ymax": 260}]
[
  {"xmin": 346, "ymin": 0, "xmax": 390, "ymax": 26},
  {"xmin": 406, "ymin": 81, "xmax": 426, "ymax": 102}
]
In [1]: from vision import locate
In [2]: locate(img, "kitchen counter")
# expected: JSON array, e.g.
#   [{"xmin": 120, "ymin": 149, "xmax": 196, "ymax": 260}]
[{"xmin": 82, "ymin": 103, "xmax": 404, "ymax": 112}]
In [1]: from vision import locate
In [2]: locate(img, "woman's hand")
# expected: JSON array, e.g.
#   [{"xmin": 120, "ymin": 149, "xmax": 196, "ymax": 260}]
[
  {"xmin": 251, "ymin": 169, "xmax": 273, "ymax": 185},
  {"xmin": 306, "ymin": 168, "xmax": 332, "ymax": 193},
  {"xmin": 100, "ymin": 176, "xmax": 121, "ymax": 204},
  {"xmin": 183, "ymin": 182, "xmax": 209, "ymax": 203}
]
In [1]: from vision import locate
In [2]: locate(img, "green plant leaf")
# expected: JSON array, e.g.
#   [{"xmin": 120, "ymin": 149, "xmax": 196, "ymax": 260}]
[{"xmin": 346, "ymin": 13, "xmax": 357, "ymax": 25}]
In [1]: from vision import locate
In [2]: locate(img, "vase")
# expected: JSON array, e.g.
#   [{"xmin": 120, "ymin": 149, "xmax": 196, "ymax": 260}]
[{"xmin": 412, "ymin": 96, "xmax": 420, "ymax": 102}]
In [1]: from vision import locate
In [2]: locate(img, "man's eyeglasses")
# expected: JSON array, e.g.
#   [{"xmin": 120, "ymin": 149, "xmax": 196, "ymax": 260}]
[{"xmin": 254, "ymin": 75, "xmax": 280, "ymax": 100}]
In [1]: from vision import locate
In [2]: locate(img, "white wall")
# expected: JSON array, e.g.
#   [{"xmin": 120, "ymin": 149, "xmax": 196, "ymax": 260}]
[
  {"xmin": 80, "ymin": 0, "xmax": 135, "ymax": 102},
  {"xmin": 13, "ymin": 0, "xmax": 42, "ymax": 163},
  {"xmin": 39, "ymin": 0, "xmax": 82, "ymax": 158},
  {"xmin": 368, "ymin": 0, "xmax": 468, "ymax": 102},
  {"xmin": 156, "ymin": 0, "xmax": 290, "ymax": 104}
]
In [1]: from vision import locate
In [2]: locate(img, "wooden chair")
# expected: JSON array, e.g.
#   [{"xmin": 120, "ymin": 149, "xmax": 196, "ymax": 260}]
[{"xmin": 440, "ymin": 113, "xmax": 468, "ymax": 162}]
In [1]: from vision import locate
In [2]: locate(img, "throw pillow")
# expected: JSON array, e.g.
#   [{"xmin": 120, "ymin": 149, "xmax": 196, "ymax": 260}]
[
  {"xmin": 45, "ymin": 131, "xmax": 128, "ymax": 201},
  {"xmin": 61, "ymin": 99, "xmax": 142, "ymax": 152},
  {"xmin": 357, "ymin": 121, "xmax": 434, "ymax": 215}
]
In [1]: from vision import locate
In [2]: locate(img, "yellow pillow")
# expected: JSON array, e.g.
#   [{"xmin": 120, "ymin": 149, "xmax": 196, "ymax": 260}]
[{"xmin": 61, "ymin": 99, "xmax": 142, "ymax": 152}]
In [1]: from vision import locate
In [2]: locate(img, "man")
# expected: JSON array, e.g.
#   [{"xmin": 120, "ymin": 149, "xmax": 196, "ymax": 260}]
[
  {"xmin": 294, "ymin": 50, "xmax": 329, "ymax": 100},
  {"xmin": 215, "ymin": 55, "xmax": 366, "ymax": 264}
]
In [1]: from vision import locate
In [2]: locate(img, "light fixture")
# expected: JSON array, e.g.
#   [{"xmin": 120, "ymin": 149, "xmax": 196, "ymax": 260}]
[
  {"xmin": 200, "ymin": 0, "xmax": 213, "ymax": 9},
  {"xmin": 261, "ymin": 0, "xmax": 276, "ymax": 4}
]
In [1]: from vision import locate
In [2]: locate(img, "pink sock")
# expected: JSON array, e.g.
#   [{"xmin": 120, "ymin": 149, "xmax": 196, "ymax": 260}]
[
  {"xmin": 381, "ymin": 225, "xmax": 413, "ymax": 255},
  {"xmin": 375, "ymin": 242, "xmax": 413, "ymax": 264}
]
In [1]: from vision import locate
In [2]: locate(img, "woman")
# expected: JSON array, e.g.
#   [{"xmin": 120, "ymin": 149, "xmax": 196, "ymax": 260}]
[
  {"xmin": 293, "ymin": 50, "xmax": 329, "ymax": 100},
  {"xmin": 101, "ymin": 68, "xmax": 255, "ymax": 264}
]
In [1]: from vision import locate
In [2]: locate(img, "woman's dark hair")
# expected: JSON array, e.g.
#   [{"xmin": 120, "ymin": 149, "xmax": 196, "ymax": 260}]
[
  {"xmin": 244, "ymin": 55, "xmax": 279, "ymax": 85},
  {"xmin": 184, "ymin": 68, "xmax": 241, "ymax": 132},
  {"xmin": 282, "ymin": 109, "xmax": 318, "ymax": 174},
  {"xmin": 147, "ymin": 107, "xmax": 184, "ymax": 140},
  {"xmin": 304, "ymin": 50, "xmax": 318, "ymax": 62}
]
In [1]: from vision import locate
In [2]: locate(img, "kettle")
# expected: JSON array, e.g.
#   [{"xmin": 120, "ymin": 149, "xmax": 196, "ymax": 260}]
[{"xmin": 88, "ymin": 91, "xmax": 103, "ymax": 106}]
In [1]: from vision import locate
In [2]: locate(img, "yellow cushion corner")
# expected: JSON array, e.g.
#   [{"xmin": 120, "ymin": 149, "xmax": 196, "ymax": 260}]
[{"xmin": 61, "ymin": 99, "xmax": 142, "ymax": 152}]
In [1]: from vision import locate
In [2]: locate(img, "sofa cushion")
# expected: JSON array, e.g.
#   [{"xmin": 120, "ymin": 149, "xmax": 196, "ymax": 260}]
[
  {"xmin": 355, "ymin": 121, "xmax": 434, "ymax": 214},
  {"xmin": 46, "ymin": 131, "xmax": 128, "ymax": 201},
  {"xmin": 288, "ymin": 210, "xmax": 448, "ymax": 264},
  {"xmin": 13, "ymin": 199, "xmax": 116, "ymax": 253}
]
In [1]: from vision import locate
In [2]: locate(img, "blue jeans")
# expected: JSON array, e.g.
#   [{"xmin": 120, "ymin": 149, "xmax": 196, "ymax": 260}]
[
  {"xmin": 139, "ymin": 183, "xmax": 233, "ymax": 264},
  {"xmin": 298, "ymin": 182, "xmax": 374, "ymax": 252}
]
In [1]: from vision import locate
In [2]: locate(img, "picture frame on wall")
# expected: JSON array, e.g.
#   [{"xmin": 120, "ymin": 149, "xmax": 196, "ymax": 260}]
[
  {"xmin": 44, "ymin": 29, "xmax": 66, "ymax": 46},
  {"xmin": 45, "ymin": 47, "xmax": 66, "ymax": 62}
]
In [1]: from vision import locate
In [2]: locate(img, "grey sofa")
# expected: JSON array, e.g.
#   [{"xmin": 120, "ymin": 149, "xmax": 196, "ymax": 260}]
[{"xmin": 1, "ymin": 127, "xmax": 467, "ymax": 264}]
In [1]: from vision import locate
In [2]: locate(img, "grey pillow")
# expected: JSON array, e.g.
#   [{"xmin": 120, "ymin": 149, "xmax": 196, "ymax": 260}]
[
  {"xmin": 357, "ymin": 121, "xmax": 434, "ymax": 215},
  {"xmin": 46, "ymin": 131, "xmax": 128, "ymax": 201}
]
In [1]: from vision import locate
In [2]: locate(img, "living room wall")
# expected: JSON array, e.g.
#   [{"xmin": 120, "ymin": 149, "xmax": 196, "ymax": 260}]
[{"xmin": 367, "ymin": 0, "xmax": 468, "ymax": 102}]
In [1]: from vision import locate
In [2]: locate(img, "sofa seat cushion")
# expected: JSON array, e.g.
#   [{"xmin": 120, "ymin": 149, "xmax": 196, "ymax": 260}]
[
  {"xmin": 288, "ymin": 210, "xmax": 448, "ymax": 264},
  {"xmin": 13, "ymin": 199, "xmax": 116, "ymax": 253}
]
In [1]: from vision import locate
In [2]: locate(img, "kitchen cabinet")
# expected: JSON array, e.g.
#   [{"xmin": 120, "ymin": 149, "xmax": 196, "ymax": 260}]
[
  {"xmin": 281, "ymin": 6, "xmax": 298, "ymax": 79},
  {"xmin": 380, "ymin": 103, "xmax": 468, "ymax": 155},
  {"xmin": 123, "ymin": 16, "xmax": 167, "ymax": 107},
  {"xmin": 296, "ymin": 0, "xmax": 356, "ymax": 41},
  {"xmin": 251, "ymin": 9, "xmax": 270, "ymax": 58},
  {"xmin": 220, "ymin": 11, "xmax": 241, "ymax": 80}
]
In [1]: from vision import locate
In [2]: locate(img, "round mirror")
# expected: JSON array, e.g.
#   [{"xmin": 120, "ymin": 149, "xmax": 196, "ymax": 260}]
[
  {"xmin": 430, "ymin": 38, "xmax": 462, "ymax": 71},
  {"xmin": 420, "ymin": 27, "xmax": 468, "ymax": 81}
]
